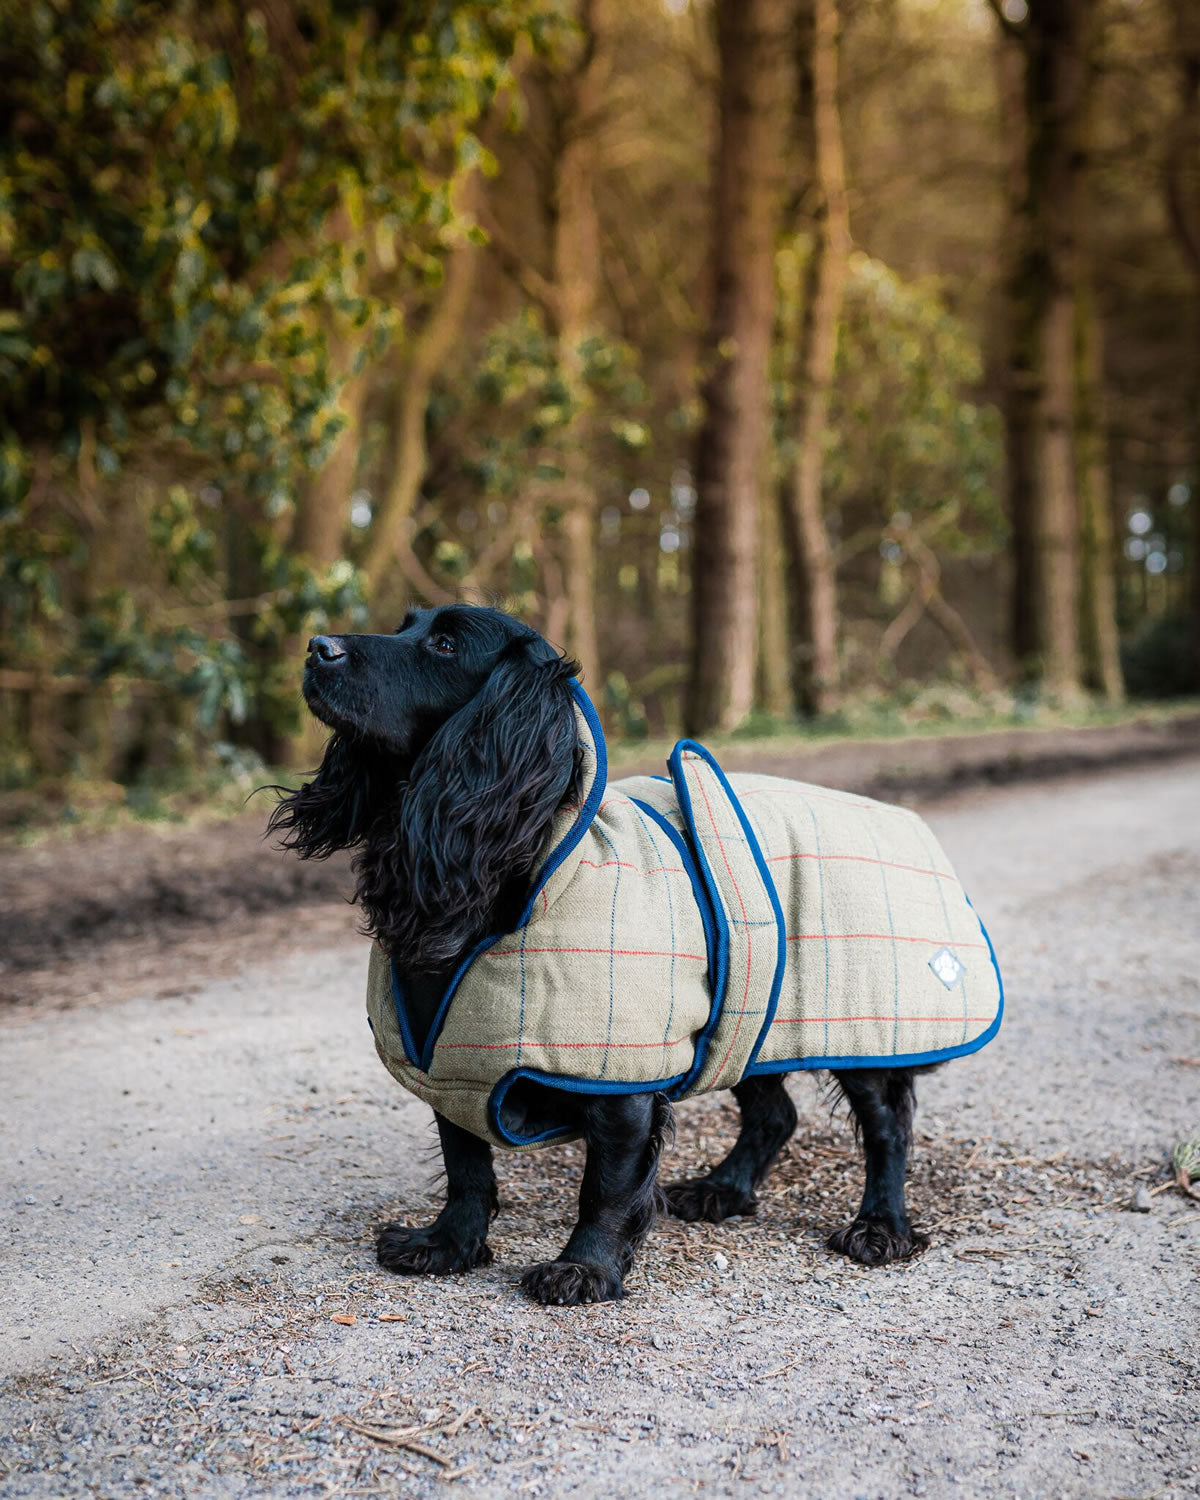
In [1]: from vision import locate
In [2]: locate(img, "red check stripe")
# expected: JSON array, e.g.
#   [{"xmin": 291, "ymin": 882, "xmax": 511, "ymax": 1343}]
[
  {"xmin": 577, "ymin": 859, "xmax": 686, "ymax": 877},
  {"xmin": 738, "ymin": 786, "xmax": 912, "ymax": 815},
  {"xmin": 438, "ymin": 1035, "xmax": 693, "ymax": 1052},
  {"xmin": 787, "ymin": 932, "xmax": 987, "ymax": 948},
  {"xmin": 487, "ymin": 945, "xmax": 707, "ymax": 961},
  {"xmin": 767, "ymin": 851, "xmax": 955, "ymax": 881},
  {"xmin": 772, "ymin": 1014, "xmax": 995, "ymax": 1025}
]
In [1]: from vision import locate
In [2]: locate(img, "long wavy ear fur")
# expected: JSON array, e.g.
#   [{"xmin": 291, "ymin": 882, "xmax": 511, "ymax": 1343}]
[
  {"xmin": 358, "ymin": 643, "xmax": 580, "ymax": 970},
  {"xmin": 265, "ymin": 736, "xmax": 397, "ymax": 859}
]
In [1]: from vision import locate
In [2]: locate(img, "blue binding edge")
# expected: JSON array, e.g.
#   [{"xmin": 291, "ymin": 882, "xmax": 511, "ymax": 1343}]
[
  {"xmin": 488, "ymin": 1066, "xmax": 690, "ymax": 1147},
  {"xmin": 390, "ymin": 678, "xmax": 609, "ymax": 1072},
  {"xmin": 744, "ymin": 892, "xmax": 1004, "ymax": 1074},
  {"xmin": 667, "ymin": 739, "xmax": 787, "ymax": 1083},
  {"xmin": 491, "ymin": 895, "xmax": 1004, "ymax": 1144},
  {"xmin": 662, "ymin": 739, "xmax": 736, "ymax": 1094},
  {"xmin": 629, "ymin": 798, "xmax": 719, "ymax": 995},
  {"xmin": 482, "ymin": 792, "xmax": 726, "ymax": 1146}
]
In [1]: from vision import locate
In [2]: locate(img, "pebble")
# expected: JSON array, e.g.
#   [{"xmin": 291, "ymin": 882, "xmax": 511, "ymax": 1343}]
[
  {"xmin": 712, "ymin": 1252, "xmax": 729, "ymax": 1273},
  {"xmin": 1129, "ymin": 1186, "xmax": 1153, "ymax": 1213}
]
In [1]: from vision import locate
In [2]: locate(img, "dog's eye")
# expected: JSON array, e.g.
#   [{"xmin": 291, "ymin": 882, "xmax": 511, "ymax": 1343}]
[{"xmin": 430, "ymin": 634, "xmax": 456, "ymax": 656}]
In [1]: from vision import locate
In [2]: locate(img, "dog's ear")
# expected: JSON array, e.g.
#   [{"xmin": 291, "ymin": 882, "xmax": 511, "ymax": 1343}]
[
  {"xmin": 266, "ymin": 735, "xmax": 392, "ymax": 859},
  {"xmin": 365, "ymin": 641, "xmax": 580, "ymax": 969}
]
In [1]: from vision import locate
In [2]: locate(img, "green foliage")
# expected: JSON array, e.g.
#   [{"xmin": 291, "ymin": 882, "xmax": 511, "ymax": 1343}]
[
  {"xmin": 396, "ymin": 307, "xmax": 649, "ymax": 611},
  {"xmin": 1, "ymin": 0, "xmax": 555, "ymax": 503},
  {"xmin": 835, "ymin": 254, "xmax": 1004, "ymax": 546},
  {"xmin": 0, "ymin": 0, "xmax": 560, "ymax": 768},
  {"xmin": 777, "ymin": 245, "xmax": 1005, "ymax": 553},
  {"xmin": 459, "ymin": 309, "xmax": 646, "ymax": 496}
]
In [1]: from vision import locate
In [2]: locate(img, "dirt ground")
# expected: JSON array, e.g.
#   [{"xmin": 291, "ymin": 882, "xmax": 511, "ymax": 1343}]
[{"xmin": 1, "ymin": 739, "xmax": 1199, "ymax": 1499}]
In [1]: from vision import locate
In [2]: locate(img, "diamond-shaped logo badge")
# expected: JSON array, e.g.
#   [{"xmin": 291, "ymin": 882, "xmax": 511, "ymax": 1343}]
[{"xmin": 929, "ymin": 946, "xmax": 965, "ymax": 989}]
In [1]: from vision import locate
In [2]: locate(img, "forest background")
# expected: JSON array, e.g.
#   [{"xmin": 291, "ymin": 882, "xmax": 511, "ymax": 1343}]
[{"xmin": 2, "ymin": 0, "xmax": 1199, "ymax": 817}]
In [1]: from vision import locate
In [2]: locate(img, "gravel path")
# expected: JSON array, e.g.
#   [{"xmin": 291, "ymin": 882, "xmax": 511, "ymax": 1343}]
[{"xmin": 2, "ymin": 760, "xmax": 1198, "ymax": 1498}]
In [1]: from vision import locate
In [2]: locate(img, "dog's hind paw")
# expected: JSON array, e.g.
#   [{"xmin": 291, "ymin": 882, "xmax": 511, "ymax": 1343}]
[
  {"xmin": 375, "ymin": 1221, "xmax": 493, "ymax": 1276},
  {"xmin": 662, "ymin": 1178, "xmax": 757, "ymax": 1223},
  {"xmin": 520, "ymin": 1259, "xmax": 624, "ymax": 1306},
  {"xmin": 826, "ymin": 1216, "xmax": 929, "ymax": 1266}
]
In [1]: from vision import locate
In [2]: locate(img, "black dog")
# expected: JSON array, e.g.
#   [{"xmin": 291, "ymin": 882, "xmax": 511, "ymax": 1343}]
[{"xmin": 270, "ymin": 605, "xmax": 932, "ymax": 1305}]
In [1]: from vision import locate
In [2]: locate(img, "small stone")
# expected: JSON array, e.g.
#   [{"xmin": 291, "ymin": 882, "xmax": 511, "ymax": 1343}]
[
  {"xmin": 713, "ymin": 1252, "xmax": 729, "ymax": 1273},
  {"xmin": 651, "ymin": 1333, "xmax": 664, "ymax": 1350},
  {"xmin": 1129, "ymin": 1186, "xmax": 1153, "ymax": 1213}
]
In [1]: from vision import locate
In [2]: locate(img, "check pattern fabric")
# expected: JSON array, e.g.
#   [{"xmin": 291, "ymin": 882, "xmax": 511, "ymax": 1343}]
[{"xmin": 366, "ymin": 687, "xmax": 1002, "ymax": 1149}]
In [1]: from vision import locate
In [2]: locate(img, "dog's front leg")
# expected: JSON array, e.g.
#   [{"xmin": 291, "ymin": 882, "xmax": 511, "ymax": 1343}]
[
  {"xmin": 376, "ymin": 1112, "xmax": 498, "ymax": 1276},
  {"xmin": 520, "ymin": 1093, "xmax": 672, "ymax": 1306}
]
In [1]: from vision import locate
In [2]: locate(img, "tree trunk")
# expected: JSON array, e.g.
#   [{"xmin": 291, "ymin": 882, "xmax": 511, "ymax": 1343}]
[
  {"xmin": 1166, "ymin": 0, "xmax": 1200, "ymax": 690},
  {"xmin": 998, "ymin": 0, "xmax": 1094, "ymax": 699},
  {"xmin": 360, "ymin": 178, "xmax": 482, "ymax": 602},
  {"xmin": 686, "ymin": 0, "xmax": 793, "ymax": 736},
  {"xmin": 70, "ymin": 417, "xmax": 120, "ymax": 775},
  {"xmin": 291, "ymin": 364, "xmax": 367, "ymax": 567},
  {"xmin": 785, "ymin": 0, "xmax": 848, "ymax": 716},
  {"xmin": 758, "ymin": 484, "xmax": 792, "ymax": 718},
  {"xmin": 1074, "ymin": 280, "xmax": 1123, "ymax": 702},
  {"xmin": 549, "ymin": 0, "xmax": 609, "ymax": 681}
]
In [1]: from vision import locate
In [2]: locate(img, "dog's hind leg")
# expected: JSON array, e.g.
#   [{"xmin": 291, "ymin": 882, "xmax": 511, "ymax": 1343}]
[
  {"xmin": 520, "ymin": 1092, "xmax": 673, "ymax": 1306},
  {"xmin": 662, "ymin": 1075, "xmax": 798, "ymax": 1222},
  {"xmin": 826, "ymin": 1067, "xmax": 929, "ymax": 1266},
  {"xmin": 376, "ymin": 1112, "xmax": 498, "ymax": 1276}
]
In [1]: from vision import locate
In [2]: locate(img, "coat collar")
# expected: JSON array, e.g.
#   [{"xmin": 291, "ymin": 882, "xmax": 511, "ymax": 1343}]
[{"xmin": 518, "ymin": 679, "xmax": 609, "ymax": 927}]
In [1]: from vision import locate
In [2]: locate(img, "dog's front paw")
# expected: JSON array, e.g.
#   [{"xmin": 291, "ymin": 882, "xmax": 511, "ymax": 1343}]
[
  {"xmin": 375, "ymin": 1221, "xmax": 493, "ymax": 1276},
  {"xmin": 662, "ymin": 1177, "xmax": 757, "ymax": 1222},
  {"xmin": 827, "ymin": 1216, "xmax": 929, "ymax": 1266},
  {"xmin": 520, "ymin": 1259, "xmax": 624, "ymax": 1306}
]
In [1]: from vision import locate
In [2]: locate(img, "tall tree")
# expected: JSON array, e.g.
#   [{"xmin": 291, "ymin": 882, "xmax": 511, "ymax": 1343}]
[
  {"xmin": 1072, "ymin": 18, "xmax": 1122, "ymax": 705},
  {"xmin": 686, "ymin": 0, "xmax": 794, "ymax": 736},
  {"xmin": 1166, "ymin": 0, "xmax": 1200, "ymax": 689},
  {"xmin": 360, "ymin": 174, "xmax": 483, "ymax": 606},
  {"xmin": 1074, "ymin": 279, "xmax": 1122, "ymax": 702},
  {"xmin": 784, "ymin": 0, "xmax": 849, "ymax": 715},
  {"xmin": 548, "ymin": 0, "xmax": 609, "ymax": 679},
  {"xmin": 990, "ymin": 0, "xmax": 1096, "ymax": 698}
]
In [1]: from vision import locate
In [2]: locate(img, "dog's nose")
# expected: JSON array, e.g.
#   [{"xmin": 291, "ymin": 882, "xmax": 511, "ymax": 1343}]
[{"xmin": 307, "ymin": 635, "xmax": 346, "ymax": 664}]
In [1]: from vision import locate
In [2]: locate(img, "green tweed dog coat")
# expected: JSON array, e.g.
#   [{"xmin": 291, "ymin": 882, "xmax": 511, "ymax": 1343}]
[{"xmin": 366, "ymin": 682, "xmax": 1003, "ymax": 1148}]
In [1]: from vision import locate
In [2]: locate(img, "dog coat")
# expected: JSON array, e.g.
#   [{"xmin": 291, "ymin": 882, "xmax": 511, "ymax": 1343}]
[{"xmin": 366, "ymin": 682, "xmax": 1002, "ymax": 1148}]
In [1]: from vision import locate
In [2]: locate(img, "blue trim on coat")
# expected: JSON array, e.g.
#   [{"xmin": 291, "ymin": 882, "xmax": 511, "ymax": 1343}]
[
  {"xmin": 485, "ymin": 895, "xmax": 1003, "ymax": 1146},
  {"xmin": 672, "ymin": 741, "xmax": 788, "ymax": 1075},
  {"xmin": 489, "ymin": 1066, "xmax": 687, "ymax": 1147},
  {"xmin": 390, "ymin": 962, "xmax": 423, "ymax": 1066},
  {"xmin": 743, "ymin": 891, "xmax": 1004, "ymax": 1075},
  {"xmin": 664, "ymin": 740, "xmax": 732, "ymax": 1095},
  {"xmin": 629, "ymin": 797, "xmax": 719, "ymax": 994},
  {"xmin": 390, "ymin": 678, "xmax": 611, "ymax": 1074}
]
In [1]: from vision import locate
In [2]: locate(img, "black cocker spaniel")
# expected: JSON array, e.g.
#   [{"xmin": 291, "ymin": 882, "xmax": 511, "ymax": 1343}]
[{"xmin": 270, "ymin": 604, "xmax": 937, "ymax": 1306}]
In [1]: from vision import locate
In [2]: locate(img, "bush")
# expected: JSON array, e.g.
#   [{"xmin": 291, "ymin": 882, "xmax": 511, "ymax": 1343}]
[{"xmin": 1120, "ymin": 611, "xmax": 1198, "ymax": 699}]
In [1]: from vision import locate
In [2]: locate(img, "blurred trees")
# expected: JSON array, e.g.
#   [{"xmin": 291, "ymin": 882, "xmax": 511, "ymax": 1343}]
[
  {"xmin": 687, "ymin": 0, "xmax": 792, "ymax": 735},
  {"xmin": 991, "ymin": 0, "xmax": 1096, "ymax": 700},
  {"xmin": 1165, "ymin": 0, "xmax": 1200, "ymax": 687},
  {"xmin": 1, "ymin": 0, "xmax": 1196, "ymax": 792},
  {"xmin": 0, "ymin": 0, "xmax": 557, "ymax": 766},
  {"xmin": 783, "ymin": 0, "xmax": 849, "ymax": 718}
]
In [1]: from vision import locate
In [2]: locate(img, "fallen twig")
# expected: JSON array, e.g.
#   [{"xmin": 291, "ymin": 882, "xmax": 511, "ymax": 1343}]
[
  {"xmin": 752, "ymin": 1356, "xmax": 804, "ymax": 1382},
  {"xmin": 342, "ymin": 1420, "xmax": 453, "ymax": 1467}
]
